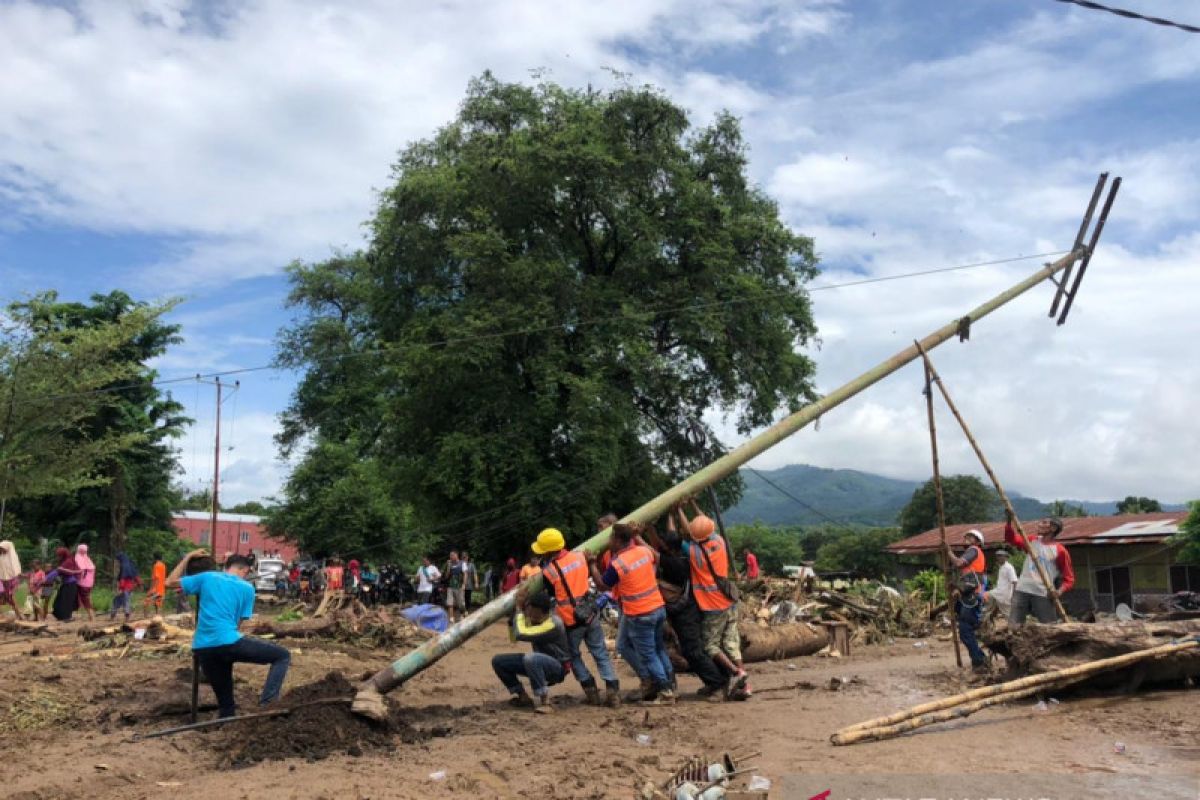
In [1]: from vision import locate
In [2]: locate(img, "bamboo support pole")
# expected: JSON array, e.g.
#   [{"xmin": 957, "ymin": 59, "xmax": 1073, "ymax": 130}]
[
  {"xmin": 915, "ymin": 345, "xmax": 1069, "ymax": 620},
  {"xmin": 353, "ymin": 245, "xmax": 1097, "ymax": 714},
  {"xmin": 832, "ymin": 636, "xmax": 1198, "ymax": 744},
  {"xmin": 922, "ymin": 356, "xmax": 963, "ymax": 668}
]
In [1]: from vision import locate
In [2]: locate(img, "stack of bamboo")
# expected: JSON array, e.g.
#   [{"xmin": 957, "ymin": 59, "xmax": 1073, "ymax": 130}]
[{"xmin": 831, "ymin": 636, "xmax": 1199, "ymax": 745}]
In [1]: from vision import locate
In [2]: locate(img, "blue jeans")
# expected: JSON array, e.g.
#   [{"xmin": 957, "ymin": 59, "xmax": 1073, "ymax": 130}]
[
  {"xmin": 109, "ymin": 590, "xmax": 132, "ymax": 618},
  {"xmin": 492, "ymin": 652, "xmax": 567, "ymax": 697},
  {"xmin": 956, "ymin": 597, "xmax": 986, "ymax": 666},
  {"xmin": 195, "ymin": 637, "xmax": 291, "ymax": 718},
  {"xmin": 568, "ymin": 617, "xmax": 619, "ymax": 689},
  {"xmin": 624, "ymin": 607, "xmax": 672, "ymax": 690},
  {"xmin": 616, "ymin": 612, "xmax": 644, "ymax": 677}
]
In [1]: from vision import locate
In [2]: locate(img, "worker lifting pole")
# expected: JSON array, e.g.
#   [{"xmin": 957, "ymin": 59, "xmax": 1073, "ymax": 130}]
[{"xmin": 352, "ymin": 173, "xmax": 1118, "ymax": 719}]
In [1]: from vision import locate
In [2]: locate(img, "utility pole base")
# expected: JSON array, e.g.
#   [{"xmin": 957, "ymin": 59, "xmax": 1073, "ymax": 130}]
[{"xmin": 351, "ymin": 684, "xmax": 389, "ymax": 721}]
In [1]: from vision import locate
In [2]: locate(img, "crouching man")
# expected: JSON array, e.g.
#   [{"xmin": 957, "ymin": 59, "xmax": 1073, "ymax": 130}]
[
  {"xmin": 167, "ymin": 549, "xmax": 291, "ymax": 719},
  {"xmin": 491, "ymin": 592, "xmax": 572, "ymax": 714}
]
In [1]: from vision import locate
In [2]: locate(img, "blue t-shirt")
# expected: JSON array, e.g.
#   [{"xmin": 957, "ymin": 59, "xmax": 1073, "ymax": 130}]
[{"xmin": 180, "ymin": 571, "xmax": 256, "ymax": 650}]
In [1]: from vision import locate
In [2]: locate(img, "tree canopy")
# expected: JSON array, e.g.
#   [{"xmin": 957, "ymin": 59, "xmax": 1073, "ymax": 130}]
[
  {"xmin": 1116, "ymin": 495, "xmax": 1162, "ymax": 515},
  {"xmin": 898, "ymin": 475, "xmax": 999, "ymax": 537},
  {"xmin": 3, "ymin": 292, "xmax": 188, "ymax": 561},
  {"xmin": 277, "ymin": 75, "xmax": 820, "ymax": 559},
  {"xmin": 1176, "ymin": 501, "xmax": 1200, "ymax": 565}
]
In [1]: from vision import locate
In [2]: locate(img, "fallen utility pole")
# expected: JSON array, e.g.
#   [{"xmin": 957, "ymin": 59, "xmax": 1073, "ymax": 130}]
[
  {"xmin": 916, "ymin": 345, "xmax": 1069, "ymax": 621},
  {"xmin": 921, "ymin": 357, "xmax": 963, "ymax": 668},
  {"xmin": 352, "ymin": 174, "xmax": 1118, "ymax": 718}
]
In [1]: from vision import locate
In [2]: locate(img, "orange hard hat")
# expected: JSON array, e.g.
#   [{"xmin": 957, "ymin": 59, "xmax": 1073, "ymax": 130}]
[{"xmin": 689, "ymin": 515, "xmax": 716, "ymax": 541}]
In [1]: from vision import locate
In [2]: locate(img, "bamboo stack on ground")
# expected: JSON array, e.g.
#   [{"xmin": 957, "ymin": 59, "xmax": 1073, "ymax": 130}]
[{"xmin": 831, "ymin": 636, "xmax": 1199, "ymax": 745}]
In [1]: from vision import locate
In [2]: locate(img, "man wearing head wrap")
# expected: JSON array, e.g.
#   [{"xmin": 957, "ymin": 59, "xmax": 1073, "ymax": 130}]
[
  {"xmin": 0, "ymin": 540, "xmax": 23, "ymax": 620},
  {"xmin": 1005, "ymin": 514, "xmax": 1075, "ymax": 624},
  {"xmin": 944, "ymin": 529, "xmax": 988, "ymax": 671}
]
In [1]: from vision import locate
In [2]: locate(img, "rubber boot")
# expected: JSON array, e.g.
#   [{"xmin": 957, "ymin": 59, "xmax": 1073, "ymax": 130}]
[
  {"xmin": 625, "ymin": 678, "xmax": 652, "ymax": 703},
  {"xmin": 604, "ymin": 686, "xmax": 622, "ymax": 708},
  {"xmin": 583, "ymin": 685, "xmax": 602, "ymax": 706}
]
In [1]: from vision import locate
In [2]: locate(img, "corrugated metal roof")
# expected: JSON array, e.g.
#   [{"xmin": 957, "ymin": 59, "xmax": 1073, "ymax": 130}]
[
  {"xmin": 173, "ymin": 510, "xmax": 264, "ymax": 524},
  {"xmin": 886, "ymin": 511, "xmax": 1186, "ymax": 555}
]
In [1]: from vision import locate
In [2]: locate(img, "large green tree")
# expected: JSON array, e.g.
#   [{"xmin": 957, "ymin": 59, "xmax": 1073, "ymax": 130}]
[
  {"xmin": 277, "ymin": 75, "xmax": 820, "ymax": 558},
  {"xmin": 1116, "ymin": 495, "xmax": 1162, "ymax": 515},
  {"xmin": 898, "ymin": 475, "xmax": 999, "ymax": 537},
  {"xmin": 5, "ymin": 292, "xmax": 187, "ymax": 562}
]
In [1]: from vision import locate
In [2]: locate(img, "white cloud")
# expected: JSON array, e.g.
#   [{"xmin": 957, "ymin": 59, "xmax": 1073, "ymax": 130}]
[{"xmin": 3, "ymin": 0, "xmax": 1199, "ymax": 507}]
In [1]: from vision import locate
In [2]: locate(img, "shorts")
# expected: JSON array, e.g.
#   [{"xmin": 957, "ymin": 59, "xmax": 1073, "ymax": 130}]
[
  {"xmin": 446, "ymin": 587, "xmax": 466, "ymax": 609},
  {"xmin": 701, "ymin": 607, "xmax": 742, "ymax": 663}
]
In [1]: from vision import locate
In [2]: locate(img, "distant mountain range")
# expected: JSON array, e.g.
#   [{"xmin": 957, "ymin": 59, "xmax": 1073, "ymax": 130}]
[{"xmin": 722, "ymin": 464, "xmax": 1186, "ymax": 528}]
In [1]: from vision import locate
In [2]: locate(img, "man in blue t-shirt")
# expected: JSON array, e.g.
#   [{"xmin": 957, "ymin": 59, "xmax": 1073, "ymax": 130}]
[{"xmin": 166, "ymin": 549, "xmax": 291, "ymax": 718}]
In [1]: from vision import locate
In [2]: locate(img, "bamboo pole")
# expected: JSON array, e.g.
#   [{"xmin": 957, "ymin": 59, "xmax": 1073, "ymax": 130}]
[
  {"xmin": 922, "ymin": 356, "xmax": 963, "ymax": 668},
  {"xmin": 352, "ymin": 247, "xmax": 1097, "ymax": 715},
  {"xmin": 915, "ymin": 345, "xmax": 1069, "ymax": 620},
  {"xmin": 832, "ymin": 637, "xmax": 1198, "ymax": 744}
]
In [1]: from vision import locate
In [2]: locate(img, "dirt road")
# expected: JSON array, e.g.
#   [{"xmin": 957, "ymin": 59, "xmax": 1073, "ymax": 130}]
[{"xmin": 1, "ymin": 619, "xmax": 1196, "ymax": 799}]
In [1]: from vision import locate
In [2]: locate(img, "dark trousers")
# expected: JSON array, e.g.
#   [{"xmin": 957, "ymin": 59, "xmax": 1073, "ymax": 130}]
[
  {"xmin": 956, "ymin": 598, "xmax": 986, "ymax": 667},
  {"xmin": 668, "ymin": 600, "xmax": 728, "ymax": 690},
  {"xmin": 195, "ymin": 637, "xmax": 291, "ymax": 718}
]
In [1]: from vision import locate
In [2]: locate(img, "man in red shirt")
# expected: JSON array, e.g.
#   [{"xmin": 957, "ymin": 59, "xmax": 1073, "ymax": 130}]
[
  {"xmin": 1005, "ymin": 514, "xmax": 1074, "ymax": 624},
  {"xmin": 743, "ymin": 549, "xmax": 760, "ymax": 580}
]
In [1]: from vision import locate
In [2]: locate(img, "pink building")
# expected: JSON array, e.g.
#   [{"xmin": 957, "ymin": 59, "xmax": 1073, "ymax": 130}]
[{"xmin": 172, "ymin": 511, "xmax": 299, "ymax": 562}]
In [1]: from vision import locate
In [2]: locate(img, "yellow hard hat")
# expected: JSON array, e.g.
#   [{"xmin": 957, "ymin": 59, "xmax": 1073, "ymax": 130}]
[{"xmin": 532, "ymin": 528, "xmax": 566, "ymax": 555}]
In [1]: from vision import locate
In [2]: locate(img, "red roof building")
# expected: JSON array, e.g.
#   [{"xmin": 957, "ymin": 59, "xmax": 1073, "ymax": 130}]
[
  {"xmin": 887, "ymin": 511, "xmax": 1196, "ymax": 614},
  {"xmin": 172, "ymin": 511, "xmax": 299, "ymax": 562}
]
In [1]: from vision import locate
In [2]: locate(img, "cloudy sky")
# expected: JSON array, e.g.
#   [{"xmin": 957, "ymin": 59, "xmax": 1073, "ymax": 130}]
[{"xmin": 2, "ymin": 0, "xmax": 1197, "ymax": 506}]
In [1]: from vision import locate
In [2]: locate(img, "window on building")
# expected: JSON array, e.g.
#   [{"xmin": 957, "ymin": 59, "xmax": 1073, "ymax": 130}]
[
  {"xmin": 240, "ymin": 530, "xmax": 250, "ymax": 544},
  {"xmin": 1170, "ymin": 564, "xmax": 1200, "ymax": 593},
  {"xmin": 200, "ymin": 529, "xmax": 210, "ymax": 546}
]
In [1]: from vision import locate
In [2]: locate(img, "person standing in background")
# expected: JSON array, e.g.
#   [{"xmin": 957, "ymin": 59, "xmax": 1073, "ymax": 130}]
[
  {"xmin": 143, "ymin": 553, "xmax": 167, "ymax": 614},
  {"xmin": 74, "ymin": 544, "xmax": 97, "ymax": 622},
  {"xmin": 110, "ymin": 552, "xmax": 139, "ymax": 621},
  {"xmin": 0, "ymin": 541, "xmax": 23, "ymax": 620},
  {"xmin": 501, "ymin": 558, "xmax": 521, "ymax": 593},
  {"xmin": 743, "ymin": 548, "xmax": 760, "ymax": 580},
  {"xmin": 990, "ymin": 549, "xmax": 1018, "ymax": 620},
  {"xmin": 415, "ymin": 556, "xmax": 441, "ymax": 604},
  {"xmin": 47, "ymin": 547, "xmax": 81, "ymax": 622},
  {"xmin": 461, "ymin": 551, "xmax": 478, "ymax": 611},
  {"xmin": 443, "ymin": 551, "xmax": 465, "ymax": 622}
]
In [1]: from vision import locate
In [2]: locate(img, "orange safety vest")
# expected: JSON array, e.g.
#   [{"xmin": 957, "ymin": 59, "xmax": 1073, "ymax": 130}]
[
  {"xmin": 687, "ymin": 535, "xmax": 734, "ymax": 613},
  {"xmin": 542, "ymin": 551, "xmax": 590, "ymax": 627},
  {"xmin": 959, "ymin": 547, "xmax": 987, "ymax": 599},
  {"xmin": 611, "ymin": 544, "xmax": 664, "ymax": 617}
]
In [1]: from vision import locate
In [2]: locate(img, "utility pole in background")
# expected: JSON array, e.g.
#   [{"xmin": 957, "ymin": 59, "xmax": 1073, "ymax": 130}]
[{"xmin": 195, "ymin": 375, "xmax": 238, "ymax": 557}]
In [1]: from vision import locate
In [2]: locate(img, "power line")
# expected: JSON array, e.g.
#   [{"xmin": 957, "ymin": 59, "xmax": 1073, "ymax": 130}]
[
  {"xmin": 12, "ymin": 250, "xmax": 1067, "ymax": 408},
  {"xmin": 1052, "ymin": 0, "xmax": 1200, "ymax": 34}
]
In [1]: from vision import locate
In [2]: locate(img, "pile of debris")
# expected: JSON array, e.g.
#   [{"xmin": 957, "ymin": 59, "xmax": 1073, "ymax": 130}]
[
  {"xmin": 244, "ymin": 604, "xmax": 435, "ymax": 650},
  {"xmin": 736, "ymin": 579, "xmax": 938, "ymax": 647}
]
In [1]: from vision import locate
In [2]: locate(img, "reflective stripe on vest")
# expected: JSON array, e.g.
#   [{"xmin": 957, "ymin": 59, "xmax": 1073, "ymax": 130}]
[
  {"xmin": 959, "ymin": 547, "xmax": 987, "ymax": 600},
  {"xmin": 542, "ymin": 551, "xmax": 589, "ymax": 626},
  {"xmin": 688, "ymin": 535, "xmax": 733, "ymax": 612},
  {"xmin": 613, "ymin": 545, "xmax": 663, "ymax": 616}
]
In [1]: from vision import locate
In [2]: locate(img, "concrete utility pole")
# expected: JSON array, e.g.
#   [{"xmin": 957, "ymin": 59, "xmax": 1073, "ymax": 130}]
[{"xmin": 352, "ymin": 175, "xmax": 1119, "ymax": 717}]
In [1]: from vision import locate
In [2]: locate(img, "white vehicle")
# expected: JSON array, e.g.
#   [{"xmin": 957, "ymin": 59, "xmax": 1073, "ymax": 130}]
[{"xmin": 254, "ymin": 557, "xmax": 286, "ymax": 592}]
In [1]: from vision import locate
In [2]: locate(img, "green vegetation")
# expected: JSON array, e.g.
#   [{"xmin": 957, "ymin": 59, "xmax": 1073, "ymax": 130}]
[
  {"xmin": 1176, "ymin": 500, "xmax": 1200, "ymax": 565},
  {"xmin": 905, "ymin": 568, "xmax": 945, "ymax": 603},
  {"xmin": 1116, "ymin": 495, "xmax": 1162, "ymax": 514},
  {"xmin": 726, "ymin": 521, "xmax": 902, "ymax": 580},
  {"xmin": 898, "ymin": 475, "xmax": 1000, "ymax": 537},
  {"xmin": 276, "ymin": 74, "xmax": 820, "ymax": 558}
]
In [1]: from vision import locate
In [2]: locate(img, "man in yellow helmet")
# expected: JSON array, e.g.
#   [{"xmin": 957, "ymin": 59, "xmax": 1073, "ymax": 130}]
[{"xmin": 520, "ymin": 527, "xmax": 621, "ymax": 707}]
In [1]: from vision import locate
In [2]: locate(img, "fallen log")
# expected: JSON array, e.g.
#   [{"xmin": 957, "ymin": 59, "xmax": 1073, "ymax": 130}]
[
  {"xmin": 984, "ymin": 620, "xmax": 1200, "ymax": 687},
  {"xmin": 739, "ymin": 622, "xmax": 828, "ymax": 662},
  {"xmin": 817, "ymin": 592, "xmax": 878, "ymax": 620}
]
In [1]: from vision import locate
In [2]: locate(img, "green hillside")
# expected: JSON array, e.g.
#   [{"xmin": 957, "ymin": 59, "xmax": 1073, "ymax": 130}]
[{"xmin": 724, "ymin": 464, "xmax": 1049, "ymax": 527}]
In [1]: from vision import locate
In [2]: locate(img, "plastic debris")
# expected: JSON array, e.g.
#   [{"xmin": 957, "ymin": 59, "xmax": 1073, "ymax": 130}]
[
  {"xmin": 428, "ymin": 770, "xmax": 447, "ymax": 781},
  {"xmin": 748, "ymin": 775, "xmax": 772, "ymax": 791},
  {"xmin": 913, "ymin": 641, "xmax": 927, "ymax": 648},
  {"xmin": 636, "ymin": 733, "xmax": 653, "ymax": 746},
  {"xmin": 1114, "ymin": 742, "xmax": 1126, "ymax": 754},
  {"xmin": 1034, "ymin": 700, "xmax": 1049, "ymax": 712}
]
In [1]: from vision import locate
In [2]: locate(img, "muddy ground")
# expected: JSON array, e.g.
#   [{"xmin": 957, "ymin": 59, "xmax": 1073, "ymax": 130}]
[{"xmin": 1, "ymin": 614, "xmax": 1197, "ymax": 800}]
